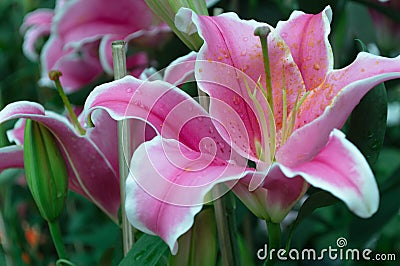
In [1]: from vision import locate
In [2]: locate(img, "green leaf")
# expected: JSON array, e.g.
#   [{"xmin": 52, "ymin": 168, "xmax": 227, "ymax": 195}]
[
  {"xmin": 119, "ymin": 234, "xmax": 168, "ymax": 266},
  {"xmin": 285, "ymin": 191, "xmax": 339, "ymax": 250},
  {"xmin": 347, "ymin": 39, "xmax": 388, "ymax": 166}
]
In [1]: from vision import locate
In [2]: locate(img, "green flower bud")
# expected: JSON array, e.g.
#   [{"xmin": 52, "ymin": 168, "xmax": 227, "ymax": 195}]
[
  {"xmin": 145, "ymin": 0, "xmax": 208, "ymax": 51},
  {"xmin": 23, "ymin": 119, "xmax": 68, "ymax": 222}
]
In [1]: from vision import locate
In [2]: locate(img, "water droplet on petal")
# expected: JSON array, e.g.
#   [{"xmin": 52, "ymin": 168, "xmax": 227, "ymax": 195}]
[
  {"xmin": 209, "ymin": 127, "xmax": 214, "ymax": 134},
  {"xmin": 281, "ymin": 32, "xmax": 288, "ymax": 38},
  {"xmin": 313, "ymin": 63, "xmax": 320, "ymax": 70},
  {"xmin": 243, "ymin": 37, "xmax": 249, "ymax": 42},
  {"xmin": 126, "ymin": 88, "xmax": 133, "ymax": 93}
]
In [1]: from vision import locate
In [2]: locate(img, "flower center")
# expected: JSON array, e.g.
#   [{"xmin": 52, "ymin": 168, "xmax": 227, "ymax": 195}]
[{"xmin": 248, "ymin": 27, "xmax": 309, "ymax": 165}]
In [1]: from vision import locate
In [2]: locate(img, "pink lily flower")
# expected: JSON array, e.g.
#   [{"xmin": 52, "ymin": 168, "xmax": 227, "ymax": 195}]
[
  {"xmin": 85, "ymin": 6, "xmax": 400, "ymax": 254},
  {"xmin": 53, "ymin": 0, "xmax": 170, "ymax": 74},
  {"xmin": 84, "ymin": 52, "xmax": 255, "ymax": 254},
  {"xmin": 178, "ymin": 5, "xmax": 400, "ymax": 220},
  {"xmin": 20, "ymin": 0, "xmax": 168, "ymax": 93},
  {"xmin": 0, "ymin": 102, "xmax": 121, "ymax": 221},
  {"xmin": 367, "ymin": 0, "xmax": 400, "ymax": 53}
]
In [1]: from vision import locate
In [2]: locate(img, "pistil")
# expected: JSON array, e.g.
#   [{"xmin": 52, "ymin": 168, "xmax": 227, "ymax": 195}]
[
  {"xmin": 48, "ymin": 70, "xmax": 86, "ymax": 135},
  {"xmin": 254, "ymin": 26, "xmax": 274, "ymax": 115}
]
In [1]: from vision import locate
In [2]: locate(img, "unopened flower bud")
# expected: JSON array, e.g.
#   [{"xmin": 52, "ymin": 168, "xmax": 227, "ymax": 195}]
[{"xmin": 23, "ymin": 119, "xmax": 68, "ymax": 222}]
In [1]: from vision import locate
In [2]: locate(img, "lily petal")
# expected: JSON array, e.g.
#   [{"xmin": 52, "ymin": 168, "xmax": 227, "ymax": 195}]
[
  {"xmin": 125, "ymin": 136, "xmax": 250, "ymax": 254},
  {"xmin": 275, "ymin": 6, "xmax": 333, "ymax": 91},
  {"xmin": 84, "ymin": 76, "xmax": 239, "ymax": 162},
  {"xmin": 98, "ymin": 34, "xmax": 149, "ymax": 76},
  {"xmin": 40, "ymin": 36, "xmax": 103, "ymax": 93},
  {"xmin": 178, "ymin": 9, "xmax": 306, "ymax": 161},
  {"xmin": 20, "ymin": 9, "xmax": 53, "ymax": 61},
  {"xmin": 234, "ymin": 167, "xmax": 308, "ymax": 222},
  {"xmin": 0, "ymin": 146, "xmax": 24, "ymax": 171},
  {"xmin": 164, "ymin": 51, "xmax": 197, "ymax": 85},
  {"xmin": 278, "ymin": 52, "xmax": 400, "ymax": 166},
  {"xmin": 276, "ymin": 129, "xmax": 379, "ymax": 218},
  {"xmin": 53, "ymin": 0, "xmax": 154, "ymax": 48}
]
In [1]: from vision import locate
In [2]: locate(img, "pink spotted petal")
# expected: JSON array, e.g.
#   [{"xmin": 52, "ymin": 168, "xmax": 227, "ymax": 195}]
[
  {"xmin": 125, "ymin": 136, "xmax": 251, "ymax": 254},
  {"xmin": 278, "ymin": 52, "xmax": 400, "ymax": 166},
  {"xmin": 0, "ymin": 146, "xmax": 24, "ymax": 171},
  {"xmin": 275, "ymin": 6, "xmax": 333, "ymax": 90},
  {"xmin": 276, "ymin": 129, "xmax": 379, "ymax": 218},
  {"xmin": 53, "ymin": 0, "xmax": 154, "ymax": 48},
  {"xmin": 177, "ymin": 9, "xmax": 305, "ymax": 161},
  {"xmin": 0, "ymin": 101, "xmax": 120, "ymax": 220},
  {"xmin": 84, "ymin": 76, "xmax": 241, "ymax": 162}
]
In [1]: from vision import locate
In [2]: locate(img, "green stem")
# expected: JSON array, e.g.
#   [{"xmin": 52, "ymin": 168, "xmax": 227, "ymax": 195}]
[
  {"xmin": 266, "ymin": 221, "xmax": 281, "ymax": 266},
  {"xmin": 48, "ymin": 220, "xmax": 68, "ymax": 260},
  {"xmin": 213, "ymin": 190, "xmax": 241, "ymax": 266},
  {"xmin": 112, "ymin": 40, "xmax": 135, "ymax": 255},
  {"xmin": 49, "ymin": 71, "xmax": 85, "ymax": 135}
]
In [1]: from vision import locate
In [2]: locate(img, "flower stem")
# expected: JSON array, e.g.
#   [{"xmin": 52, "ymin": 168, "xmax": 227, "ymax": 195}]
[
  {"xmin": 213, "ymin": 191, "xmax": 241, "ymax": 266},
  {"xmin": 197, "ymin": 90, "xmax": 240, "ymax": 265},
  {"xmin": 112, "ymin": 40, "xmax": 135, "ymax": 255},
  {"xmin": 266, "ymin": 221, "xmax": 281, "ymax": 266},
  {"xmin": 48, "ymin": 220, "xmax": 68, "ymax": 260},
  {"xmin": 197, "ymin": 90, "xmax": 241, "ymax": 265},
  {"xmin": 49, "ymin": 71, "xmax": 86, "ymax": 135}
]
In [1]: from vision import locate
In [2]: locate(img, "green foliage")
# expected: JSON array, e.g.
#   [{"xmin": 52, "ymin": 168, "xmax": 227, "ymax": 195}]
[{"xmin": 119, "ymin": 234, "xmax": 168, "ymax": 266}]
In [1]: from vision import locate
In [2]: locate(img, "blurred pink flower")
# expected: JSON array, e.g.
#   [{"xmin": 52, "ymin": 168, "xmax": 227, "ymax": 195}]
[
  {"xmin": 368, "ymin": 0, "xmax": 400, "ymax": 53},
  {"xmin": 20, "ymin": 0, "xmax": 171, "ymax": 93}
]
